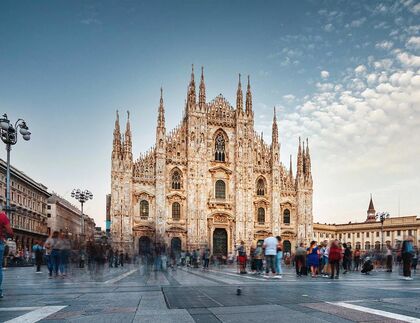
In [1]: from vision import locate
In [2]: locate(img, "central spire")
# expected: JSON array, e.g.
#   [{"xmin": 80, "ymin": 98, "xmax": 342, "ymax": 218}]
[{"xmin": 157, "ymin": 87, "xmax": 165, "ymax": 128}]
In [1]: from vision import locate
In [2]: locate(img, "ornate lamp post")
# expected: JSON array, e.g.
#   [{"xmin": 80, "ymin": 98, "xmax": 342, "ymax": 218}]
[
  {"xmin": 71, "ymin": 189, "xmax": 93, "ymax": 238},
  {"xmin": 376, "ymin": 211, "xmax": 390, "ymax": 251},
  {"xmin": 0, "ymin": 114, "xmax": 31, "ymax": 218}
]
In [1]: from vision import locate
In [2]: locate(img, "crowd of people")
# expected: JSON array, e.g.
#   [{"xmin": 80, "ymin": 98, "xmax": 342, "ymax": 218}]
[{"xmin": 236, "ymin": 234, "xmax": 418, "ymax": 280}]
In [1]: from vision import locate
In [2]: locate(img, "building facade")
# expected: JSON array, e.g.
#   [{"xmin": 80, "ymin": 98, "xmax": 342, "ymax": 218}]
[
  {"xmin": 110, "ymin": 68, "xmax": 313, "ymax": 256},
  {"xmin": 47, "ymin": 193, "xmax": 83, "ymax": 241},
  {"xmin": 0, "ymin": 159, "xmax": 49, "ymax": 251},
  {"xmin": 313, "ymin": 196, "xmax": 420, "ymax": 250}
]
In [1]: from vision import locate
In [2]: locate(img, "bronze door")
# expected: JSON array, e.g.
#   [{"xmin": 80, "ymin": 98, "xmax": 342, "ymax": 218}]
[
  {"xmin": 213, "ymin": 228, "xmax": 227, "ymax": 256},
  {"xmin": 139, "ymin": 236, "xmax": 151, "ymax": 255}
]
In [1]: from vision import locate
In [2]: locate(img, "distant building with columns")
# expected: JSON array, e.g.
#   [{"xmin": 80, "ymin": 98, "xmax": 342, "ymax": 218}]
[{"xmin": 314, "ymin": 196, "xmax": 420, "ymax": 250}]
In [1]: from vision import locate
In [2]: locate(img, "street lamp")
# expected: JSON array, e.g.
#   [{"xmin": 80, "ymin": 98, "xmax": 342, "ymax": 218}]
[
  {"xmin": 71, "ymin": 189, "xmax": 93, "ymax": 237},
  {"xmin": 0, "ymin": 114, "xmax": 31, "ymax": 218},
  {"xmin": 376, "ymin": 211, "xmax": 390, "ymax": 251}
]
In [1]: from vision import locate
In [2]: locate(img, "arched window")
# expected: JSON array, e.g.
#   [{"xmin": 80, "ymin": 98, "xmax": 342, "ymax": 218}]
[
  {"xmin": 257, "ymin": 208, "xmax": 265, "ymax": 224},
  {"xmin": 374, "ymin": 241, "xmax": 380, "ymax": 250},
  {"xmin": 214, "ymin": 133, "xmax": 226, "ymax": 162},
  {"xmin": 256, "ymin": 178, "xmax": 265, "ymax": 196},
  {"xmin": 171, "ymin": 170, "xmax": 182, "ymax": 190},
  {"xmin": 365, "ymin": 241, "xmax": 371, "ymax": 250},
  {"xmin": 215, "ymin": 180, "xmax": 226, "ymax": 199},
  {"xmin": 140, "ymin": 200, "xmax": 149, "ymax": 219},
  {"xmin": 283, "ymin": 209, "xmax": 291, "ymax": 224},
  {"xmin": 172, "ymin": 202, "xmax": 181, "ymax": 220}
]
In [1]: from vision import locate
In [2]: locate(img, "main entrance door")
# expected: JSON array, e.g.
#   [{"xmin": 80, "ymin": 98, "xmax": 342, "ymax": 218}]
[
  {"xmin": 171, "ymin": 237, "xmax": 182, "ymax": 256},
  {"xmin": 139, "ymin": 236, "xmax": 151, "ymax": 255},
  {"xmin": 213, "ymin": 228, "xmax": 228, "ymax": 257}
]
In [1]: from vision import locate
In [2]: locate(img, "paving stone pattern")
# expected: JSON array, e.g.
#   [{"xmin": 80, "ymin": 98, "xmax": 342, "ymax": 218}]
[{"xmin": 0, "ymin": 265, "xmax": 419, "ymax": 322}]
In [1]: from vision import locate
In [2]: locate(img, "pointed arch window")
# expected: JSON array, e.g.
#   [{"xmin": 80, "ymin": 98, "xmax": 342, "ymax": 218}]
[
  {"xmin": 214, "ymin": 133, "xmax": 226, "ymax": 162},
  {"xmin": 171, "ymin": 170, "xmax": 182, "ymax": 190},
  {"xmin": 215, "ymin": 180, "xmax": 226, "ymax": 199},
  {"xmin": 256, "ymin": 178, "xmax": 265, "ymax": 196},
  {"xmin": 172, "ymin": 202, "xmax": 181, "ymax": 221},
  {"xmin": 283, "ymin": 209, "xmax": 290, "ymax": 224},
  {"xmin": 258, "ymin": 208, "xmax": 265, "ymax": 224},
  {"xmin": 140, "ymin": 200, "xmax": 149, "ymax": 219}
]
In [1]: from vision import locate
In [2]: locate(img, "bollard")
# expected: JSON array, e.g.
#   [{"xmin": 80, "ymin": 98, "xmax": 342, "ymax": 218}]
[{"xmin": 236, "ymin": 287, "xmax": 241, "ymax": 295}]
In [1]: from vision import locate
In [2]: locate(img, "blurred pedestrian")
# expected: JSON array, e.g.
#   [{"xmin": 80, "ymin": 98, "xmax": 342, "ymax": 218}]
[
  {"xmin": 329, "ymin": 240, "xmax": 342, "ymax": 279},
  {"xmin": 275, "ymin": 236, "xmax": 283, "ymax": 278},
  {"xmin": 263, "ymin": 234, "xmax": 277, "ymax": 278},
  {"xmin": 58, "ymin": 232, "xmax": 71, "ymax": 277},
  {"xmin": 307, "ymin": 241, "xmax": 319, "ymax": 278},
  {"xmin": 32, "ymin": 241, "xmax": 43, "ymax": 273},
  {"xmin": 385, "ymin": 242, "xmax": 393, "ymax": 272},
  {"xmin": 295, "ymin": 242, "xmax": 306, "ymax": 277},
  {"xmin": 0, "ymin": 211, "xmax": 13, "ymax": 298},
  {"xmin": 254, "ymin": 241, "xmax": 264, "ymax": 275},
  {"xmin": 45, "ymin": 231, "xmax": 60, "ymax": 278},
  {"xmin": 401, "ymin": 236, "xmax": 414, "ymax": 280},
  {"xmin": 236, "ymin": 241, "xmax": 247, "ymax": 274}
]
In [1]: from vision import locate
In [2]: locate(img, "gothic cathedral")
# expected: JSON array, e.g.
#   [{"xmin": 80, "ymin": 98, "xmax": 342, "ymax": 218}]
[{"xmin": 110, "ymin": 67, "xmax": 313, "ymax": 256}]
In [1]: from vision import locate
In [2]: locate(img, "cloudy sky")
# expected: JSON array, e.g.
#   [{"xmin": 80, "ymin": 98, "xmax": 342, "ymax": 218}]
[{"xmin": 1, "ymin": 0, "xmax": 419, "ymax": 227}]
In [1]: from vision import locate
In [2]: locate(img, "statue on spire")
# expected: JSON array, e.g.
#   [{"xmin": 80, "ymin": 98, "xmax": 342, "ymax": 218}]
[{"xmin": 236, "ymin": 73, "xmax": 243, "ymax": 112}]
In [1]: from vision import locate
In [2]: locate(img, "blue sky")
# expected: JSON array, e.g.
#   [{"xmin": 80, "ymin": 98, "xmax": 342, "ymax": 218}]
[{"xmin": 1, "ymin": 0, "xmax": 420, "ymax": 227}]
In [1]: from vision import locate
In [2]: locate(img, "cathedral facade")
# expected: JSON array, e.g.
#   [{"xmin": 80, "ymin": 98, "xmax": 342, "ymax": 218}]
[{"xmin": 110, "ymin": 67, "xmax": 313, "ymax": 256}]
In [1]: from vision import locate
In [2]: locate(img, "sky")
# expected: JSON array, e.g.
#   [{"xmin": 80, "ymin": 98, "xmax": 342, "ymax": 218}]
[{"xmin": 1, "ymin": 0, "xmax": 419, "ymax": 227}]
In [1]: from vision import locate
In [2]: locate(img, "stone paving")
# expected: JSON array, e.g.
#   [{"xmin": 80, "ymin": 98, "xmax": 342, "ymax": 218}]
[{"xmin": 0, "ymin": 264, "xmax": 419, "ymax": 322}]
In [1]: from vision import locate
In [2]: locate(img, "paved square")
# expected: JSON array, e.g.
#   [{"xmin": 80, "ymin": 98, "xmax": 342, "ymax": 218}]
[{"xmin": 0, "ymin": 265, "xmax": 419, "ymax": 322}]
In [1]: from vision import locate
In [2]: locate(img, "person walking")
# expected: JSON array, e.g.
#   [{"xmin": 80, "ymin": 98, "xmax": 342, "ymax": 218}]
[
  {"xmin": 32, "ymin": 241, "xmax": 43, "ymax": 273},
  {"xmin": 295, "ymin": 243, "xmax": 306, "ymax": 277},
  {"xmin": 254, "ymin": 241, "xmax": 264, "ymax": 275},
  {"xmin": 329, "ymin": 240, "xmax": 342, "ymax": 279},
  {"xmin": 45, "ymin": 231, "xmax": 60, "ymax": 278},
  {"xmin": 202, "ymin": 248, "xmax": 210, "ymax": 271},
  {"xmin": 385, "ymin": 242, "xmax": 393, "ymax": 273},
  {"xmin": 412, "ymin": 246, "xmax": 418, "ymax": 274},
  {"xmin": 59, "ymin": 233, "xmax": 71, "ymax": 277},
  {"xmin": 401, "ymin": 236, "xmax": 414, "ymax": 280},
  {"xmin": 236, "ymin": 241, "xmax": 247, "ymax": 274},
  {"xmin": 343, "ymin": 244, "xmax": 352, "ymax": 274},
  {"xmin": 353, "ymin": 248, "xmax": 361, "ymax": 271},
  {"xmin": 0, "ymin": 211, "xmax": 13, "ymax": 298},
  {"xmin": 263, "ymin": 234, "xmax": 277, "ymax": 278},
  {"xmin": 307, "ymin": 241, "xmax": 319, "ymax": 278},
  {"xmin": 275, "ymin": 236, "xmax": 283, "ymax": 278}
]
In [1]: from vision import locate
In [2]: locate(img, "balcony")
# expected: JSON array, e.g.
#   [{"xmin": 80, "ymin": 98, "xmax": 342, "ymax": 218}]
[{"xmin": 208, "ymin": 195, "xmax": 233, "ymax": 210}]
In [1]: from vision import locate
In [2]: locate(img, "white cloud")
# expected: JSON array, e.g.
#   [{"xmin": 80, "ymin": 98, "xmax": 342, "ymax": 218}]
[
  {"xmin": 350, "ymin": 17, "xmax": 367, "ymax": 28},
  {"xmin": 324, "ymin": 24, "xmax": 334, "ymax": 32},
  {"xmin": 396, "ymin": 51, "xmax": 420, "ymax": 67},
  {"xmin": 283, "ymin": 94, "xmax": 295, "ymax": 102},
  {"xmin": 407, "ymin": 36, "xmax": 420, "ymax": 49},
  {"xmin": 355, "ymin": 65, "xmax": 367, "ymax": 74},
  {"xmin": 320, "ymin": 70, "xmax": 330, "ymax": 79},
  {"xmin": 375, "ymin": 41, "xmax": 394, "ymax": 50},
  {"xmin": 410, "ymin": 2, "xmax": 420, "ymax": 14}
]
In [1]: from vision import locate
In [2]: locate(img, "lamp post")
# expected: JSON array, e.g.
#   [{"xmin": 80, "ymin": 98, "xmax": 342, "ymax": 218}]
[
  {"xmin": 376, "ymin": 211, "xmax": 390, "ymax": 251},
  {"xmin": 71, "ymin": 189, "xmax": 93, "ymax": 239},
  {"xmin": 0, "ymin": 114, "xmax": 31, "ymax": 218}
]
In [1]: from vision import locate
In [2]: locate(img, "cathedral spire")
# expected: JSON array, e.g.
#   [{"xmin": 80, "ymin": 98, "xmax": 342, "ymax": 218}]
[
  {"xmin": 296, "ymin": 137, "xmax": 303, "ymax": 180},
  {"xmin": 236, "ymin": 73, "xmax": 243, "ymax": 112},
  {"xmin": 272, "ymin": 106, "xmax": 278, "ymax": 146},
  {"xmin": 245, "ymin": 75, "xmax": 253, "ymax": 116},
  {"xmin": 366, "ymin": 194, "xmax": 376, "ymax": 222},
  {"xmin": 157, "ymin": 87, "xmax": 165, "ymax": 128},
  {"xmin": 199, "ymin": 66, "xmax": 206, "ymax": 110},
  {"xmin": 187, "ymin": 64, "xmax": 196, "ymax": 110},
  {"xmin": 123, "ymin": 110, "xmax": 132, "ymax": 160},
  {"xmin": 305, "ymin": 138, "xmax": 311, "ymax": 177},
  {"xmin": 112, "ymin": 110, "xmax": 122, "ymax": 159},
  {"xmin": 289, "ymin": 154, "xmax": 293, "ymax": 180}
]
